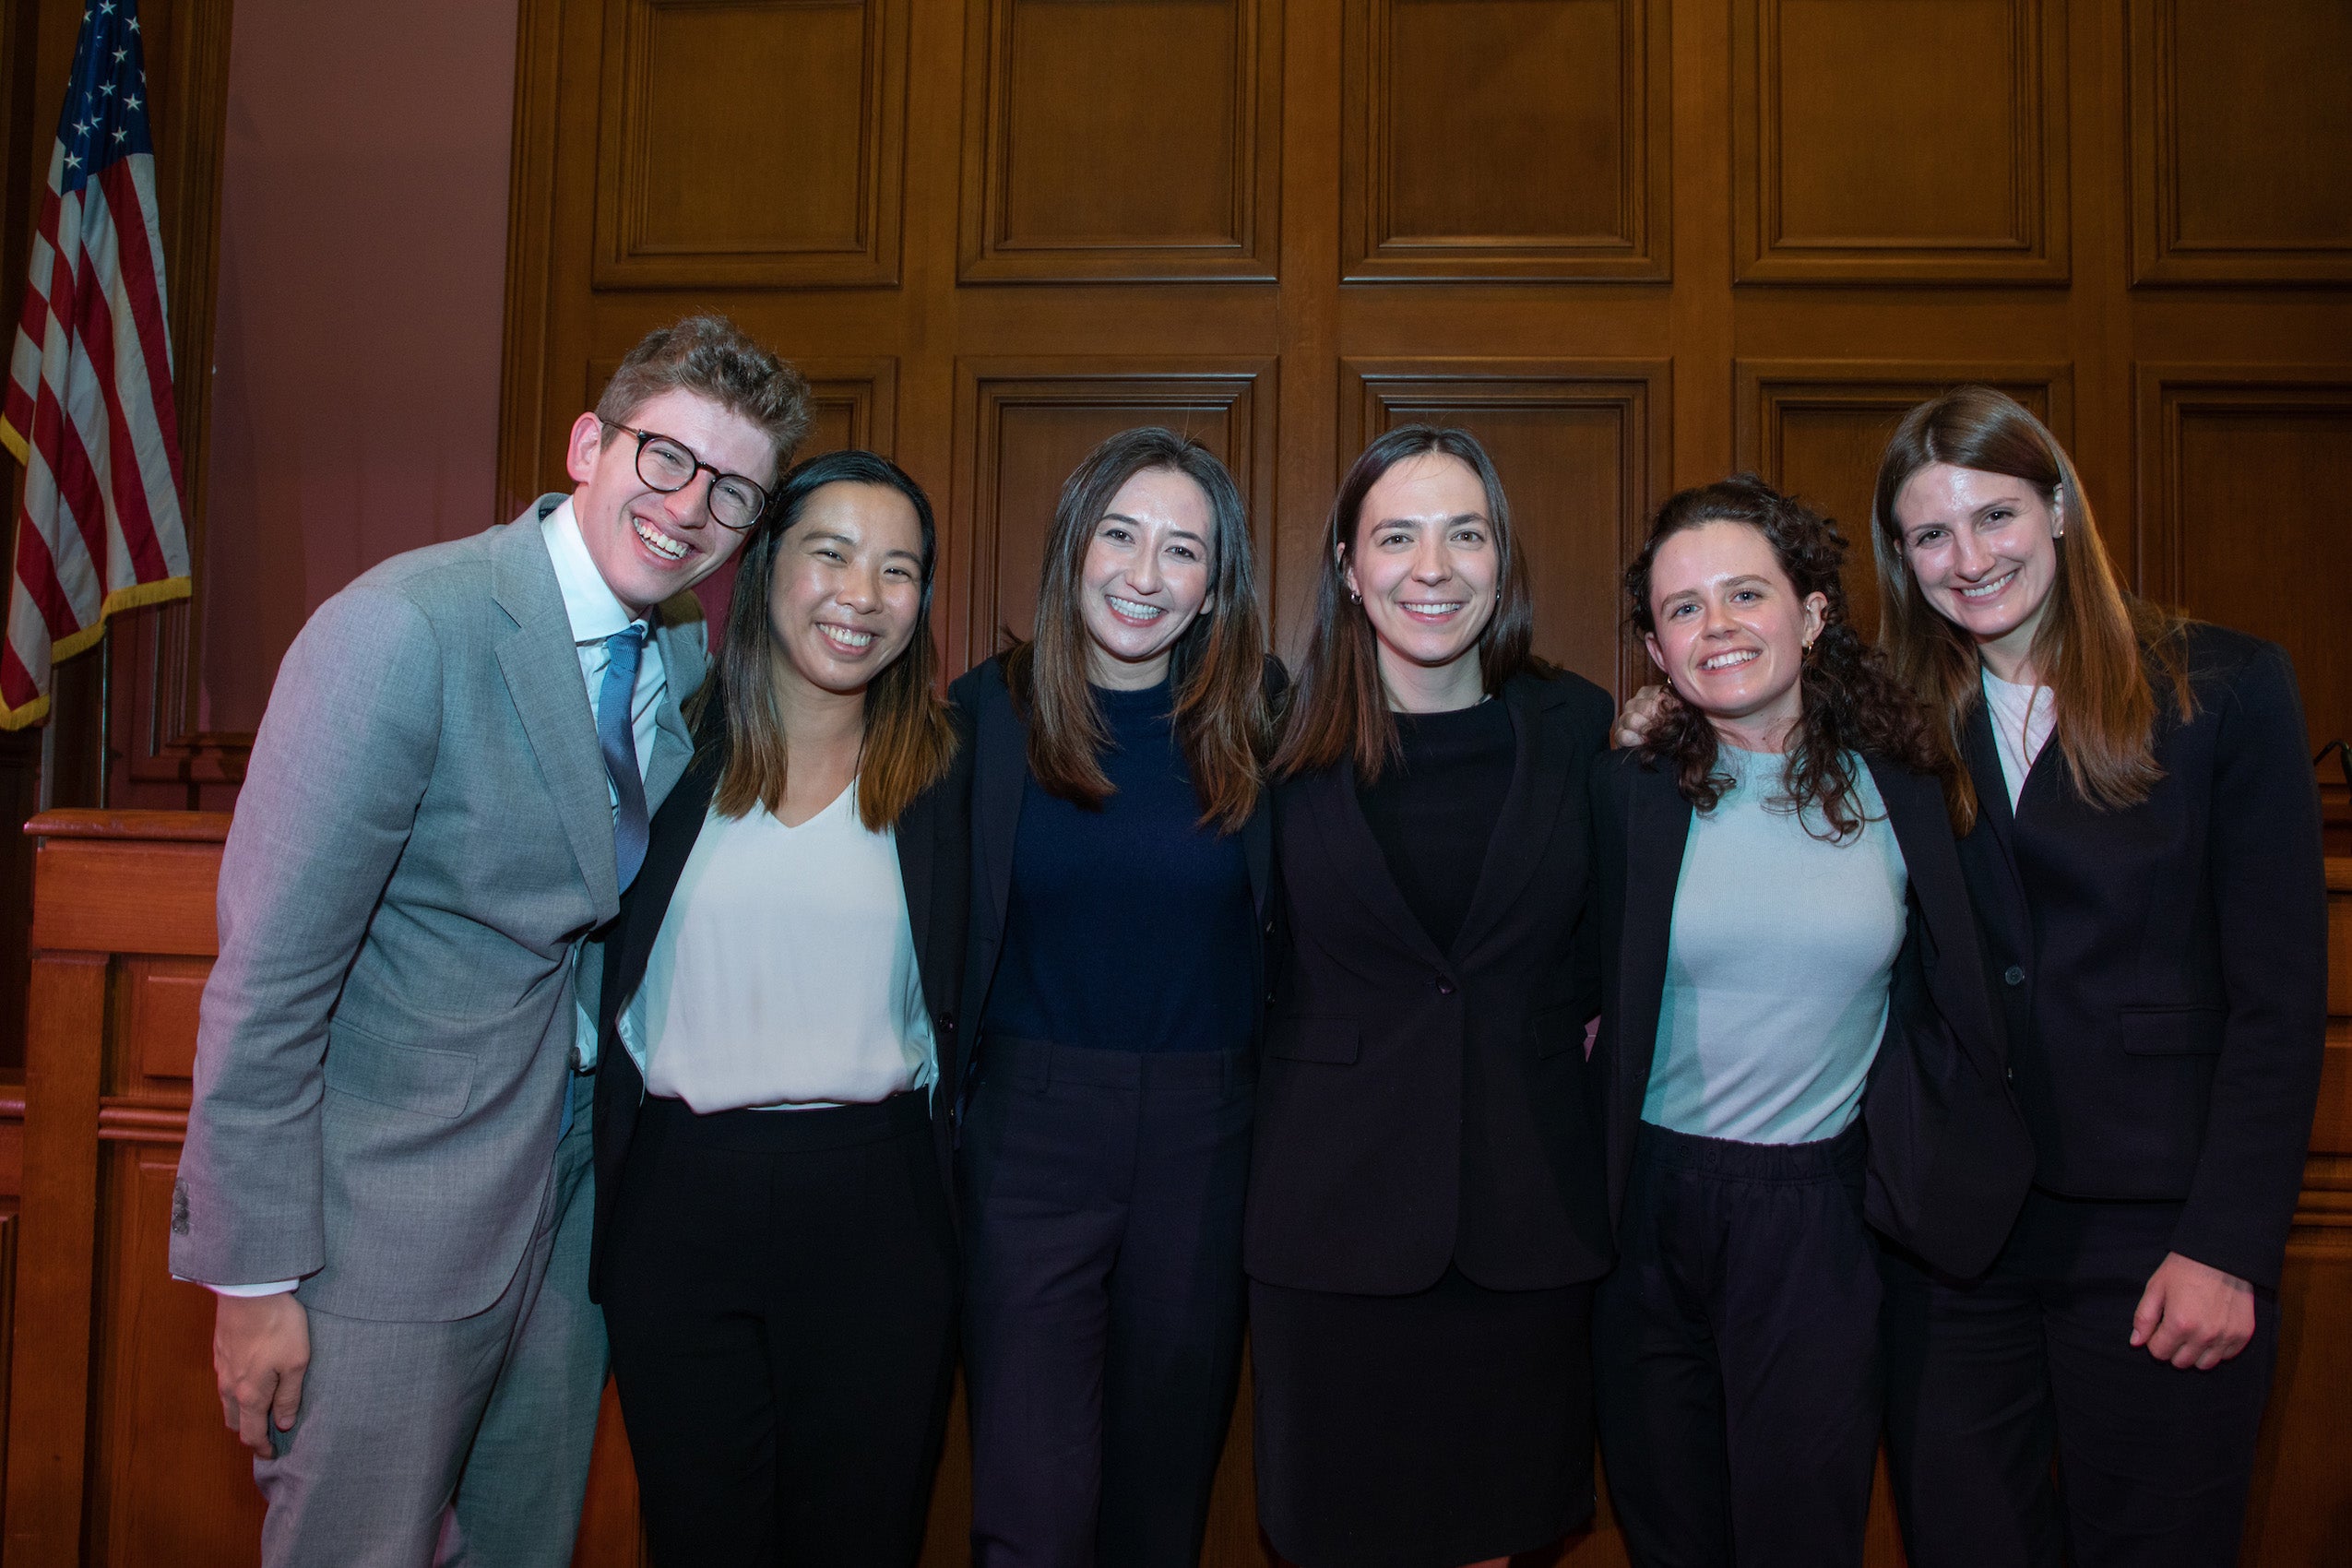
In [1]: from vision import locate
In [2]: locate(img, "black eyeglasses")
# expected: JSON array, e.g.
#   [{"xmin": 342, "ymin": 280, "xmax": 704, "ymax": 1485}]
[{"xmin": 604, "ymin": 422, "xmax": 771, "ymax": 531}]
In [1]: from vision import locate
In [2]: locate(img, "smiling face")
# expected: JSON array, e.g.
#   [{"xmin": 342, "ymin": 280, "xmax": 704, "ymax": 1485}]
[
  {"xmin": 766, "ymin": 481, "xmax": 926, "ymax": 703},
  {"xmin": 1644, "ymin": 519, "xmax": 1827, "ymax": 752},
  {"xmin": 1892, "ymin": 461, "xmax": 2061, "ymax": 679},
  {"xmin": 1344, "ymin": 453, "xmax": 1499, "ymax": 707},
  {"xmin": 1077, "ymin": 467, "xmax": 1218, "ymax": 690},
  {"xmin": 566, "ymin": 386, "xmax": 778, "ymax": 616}
]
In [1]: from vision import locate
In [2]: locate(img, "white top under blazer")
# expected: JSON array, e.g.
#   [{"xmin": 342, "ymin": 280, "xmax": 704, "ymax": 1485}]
[{"xmin": 620, "ymin": 782, "xmax": 936, "ymax": 1113}]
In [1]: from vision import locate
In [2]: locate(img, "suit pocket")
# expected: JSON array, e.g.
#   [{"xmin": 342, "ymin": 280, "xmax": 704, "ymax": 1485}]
[
  {"xmin": 2118, "ymin": 1004, "xmax": 2226, "ymax": 1056},
  {"xmin": 324, "ymin": 1018, "xmax": 476, "ymax": 1119},
  {"xmin": 1529, "ymin": 1004, "xmax": 1585, "ymax": 1060},
  {"xmin": 1267, "ymin": 1016, "xmax": 1360, "ymax": 1065}
]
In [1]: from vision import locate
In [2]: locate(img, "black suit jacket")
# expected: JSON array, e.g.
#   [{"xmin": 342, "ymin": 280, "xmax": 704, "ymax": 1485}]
[
  {"xmin": 946, "ymin": 654, "xmax": 1282, "ymax": 1102},
  {"xmin": 585, "ymin": 707, "xmax": 975, "ymax": 1301},
  {"xmin": 1590, "ymin": 746, "xmax": 2035, "ymax": 1281},
  {"xmin": 1243, "ymin": 669, "xmax": 1617, "ymax": 1296},
  {"xmin": 1956, "ymin": 623, "xmax": 2325, "ymax": 1290}
]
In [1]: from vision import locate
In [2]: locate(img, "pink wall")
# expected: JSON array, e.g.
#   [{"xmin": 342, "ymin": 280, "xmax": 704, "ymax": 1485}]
[{"xmin": 199, "ymin": 0, "xmax": 517, "ymax": 733}]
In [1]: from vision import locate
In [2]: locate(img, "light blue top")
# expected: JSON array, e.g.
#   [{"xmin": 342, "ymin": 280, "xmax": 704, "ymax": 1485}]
[{"xmin": 1642, "ymin": 745, "xmax": 1909, "ymax": 1145}]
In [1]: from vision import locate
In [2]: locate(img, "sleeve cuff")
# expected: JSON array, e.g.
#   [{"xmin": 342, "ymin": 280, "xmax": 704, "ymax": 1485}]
[{"xmin": 179, "ymin": 1277, "xmax": 303, "ymax": 1298}]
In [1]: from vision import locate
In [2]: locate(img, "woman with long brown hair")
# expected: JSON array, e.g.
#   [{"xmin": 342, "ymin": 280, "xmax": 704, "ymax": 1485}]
[
  {"xmin": 951, "ymin": 427, "xmax": 1279, "ymax": 1568},
  {"xmin": 1591, "ymin": 477, "xmax": 2028, "ymax": 1567},
  {"xmin": 1864, "ymin": 388, "xmax": 2326, "ymax": 1567},
  {"xmin": 1247, "ymin": 424, "xmax": 1614, "ymax": 1568},
  {"xmin": 588, "ymin": 448, "xmax": 970, "ymax": 1566}
]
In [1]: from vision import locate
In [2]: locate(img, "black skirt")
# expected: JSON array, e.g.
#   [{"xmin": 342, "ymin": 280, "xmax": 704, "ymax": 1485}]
[{"xmin": 1249, "ymin": 1265, "xmax": 1597, "ymax": 1568}]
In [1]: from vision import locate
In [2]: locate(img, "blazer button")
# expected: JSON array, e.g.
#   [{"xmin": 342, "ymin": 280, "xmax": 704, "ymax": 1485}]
[
  {"xmin": 1435, "ymin": 976, "xmax": 1456, "ymax": 996},
  {"xmin": 2002, "ymin": 965, "xmax": 2026, "ymax": 987}
]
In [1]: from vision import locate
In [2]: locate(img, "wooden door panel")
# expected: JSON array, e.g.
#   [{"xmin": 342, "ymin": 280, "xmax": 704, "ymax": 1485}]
[
  {"xmin": 2136, "ymin": 370, "xmax": 2352, "ymax": 752},
  {"xmin": 1342, "ymin": 360, "xmax": 1669, "ymax": 692},
  {"xmin": 1735, "ymin": 0, "xmax": 2066, "ymax": 283},
  {"xmin": 1735, "ymin": 361, "xmax": 2071, "ymax": 639},
  {"xmin": 950, "ymin": 360, "xmax": 1277, "ymax": 671},
  {"xmin": 1343, "ymin": 0, "xmax": 1670, "ymax": 281},
  {"xmin": 2129, "ymin": 0, "xmax": 2352, "ymax": 284},
  {"xmin": 959, "ymin": 0, "xmax": 1281, "ymax": 280},
  {"xmin": 592, "ymin": 0, "xmax": 907, "ymax": 287}
]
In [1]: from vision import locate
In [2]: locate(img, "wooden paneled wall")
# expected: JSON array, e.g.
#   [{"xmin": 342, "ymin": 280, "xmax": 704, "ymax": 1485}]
[
  {"xmin": 3, "ymin": 819, "xmax": 2349, "ymax": 1563},
  {"xmin": 501, "ymin": 0, "xmax": 2351, "ymax": 766}
]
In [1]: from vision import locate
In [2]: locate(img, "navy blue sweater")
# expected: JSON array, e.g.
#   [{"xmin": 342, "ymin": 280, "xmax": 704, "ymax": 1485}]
[{"xmin": 981, "ymin": 682, "xmax": 1257, "ymax": 1053}]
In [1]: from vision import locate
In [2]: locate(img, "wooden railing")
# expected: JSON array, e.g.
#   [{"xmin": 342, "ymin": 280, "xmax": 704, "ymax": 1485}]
[{"xmin": 0, "ymin": 813, "xmax": 2346, "ymax": 1565}]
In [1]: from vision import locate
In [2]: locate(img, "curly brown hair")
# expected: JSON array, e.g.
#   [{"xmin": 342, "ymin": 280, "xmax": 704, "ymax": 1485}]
[{"xmin": 1625, "ymin": 475, "xmax": 1949, "ymax": 839}]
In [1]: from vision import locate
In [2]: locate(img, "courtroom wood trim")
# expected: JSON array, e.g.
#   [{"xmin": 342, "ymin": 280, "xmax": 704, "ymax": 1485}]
[
  {"xmin": 1341, "ymin": 0, "xmax": 1672, "ymax": 283},
  {"xmin": 497, "ymin": 0, "xmax": 570, "ymax": 523},
  {"xmin": 956, "ymin": 0, "xmax": 1284, "ymax": 282},
  {"xmin": 1732, "ymin": 0, "xmax": 2069, "ymax": 285},
  {"xmin": 2131, "ymin": 363, "xmax": 2352, "ymax": 609},
  {"xmin": 1734, "ymin": 357, "xmax": 2078, "ymax": 475},
  {"xmin": 590, "ymin": 0, "xmax": 909, "ymax": 290},
  {"xmin": 2, "ymin": 951, "xmax": 105, "ymax": 1568},
  {"xmin": 2126, "ymin": 0, "xmax": 2352, "ymax": 286}
]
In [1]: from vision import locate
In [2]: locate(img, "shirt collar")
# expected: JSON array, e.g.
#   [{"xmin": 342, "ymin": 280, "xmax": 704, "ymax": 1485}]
[{"xmin": 541, "ymin": 496, "xmax": 642, "ymax": 647}]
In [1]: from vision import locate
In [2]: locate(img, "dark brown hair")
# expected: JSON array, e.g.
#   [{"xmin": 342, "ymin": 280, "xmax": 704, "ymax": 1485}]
[
  {"xmin": 696, "ymin": 450, "xmax": 956, "ymax": 830},
  {"xmin": 1003, "ymin": 427, "xmax": 1271, "ymax": 833},
  {"xmin": 1871, "ymin": 386, "xmax": 2191, "ymax": 833},
  {"xmin": 596, "ymin": 315, "xmax": 814, "ymax": 477},
  {"xmin": 1275, "ymin": 424, "xmax": 1545, "ymax": 780},
  {"xmin": 1627, "ymin": 475, "xmax": 1946, "ymax": 839}
]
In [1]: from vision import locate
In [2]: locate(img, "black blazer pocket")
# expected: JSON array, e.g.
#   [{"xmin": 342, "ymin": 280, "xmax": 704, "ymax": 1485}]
[
  {"xmin": 2119, "ymin": 1004, "xmax": 2227, "ymax": 1056},
  {"xmin": 1268, "ymin": 1016, "xmax": 1360, "ymax": 1065},
  {"xmin": 1530, "ymin": 1004, "xmax": 1584, "ymax": 1060},
  {"xmin": 324, "ymin": 1021, "xmax": 476, "ymax": 1119}
]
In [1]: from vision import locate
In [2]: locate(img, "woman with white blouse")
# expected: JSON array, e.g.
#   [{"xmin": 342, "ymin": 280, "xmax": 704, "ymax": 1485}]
[{"xmin": 585, "ymin": 449, "xmax": 972, "ymax": 1568}]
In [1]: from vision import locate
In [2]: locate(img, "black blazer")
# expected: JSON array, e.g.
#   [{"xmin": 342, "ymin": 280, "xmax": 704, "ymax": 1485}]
[
  {"xmin": 1590, "ymin": 746, "xmax": 2036, "ymax": 1282},
  {"xmin": 1243, "ymin": 670, "xmax": 1617, "ymax": 1296},
  {"xmin": 1956, "ymin": 623, "xmax": 2325, "ymax": 1290},
  {"xmin": 947, "ymin": 654, "xmax": 1282, "ymax": 1099},
  {"xmin": 585, "ymin": 708, "xmax": 975, "ymax": 1301}
]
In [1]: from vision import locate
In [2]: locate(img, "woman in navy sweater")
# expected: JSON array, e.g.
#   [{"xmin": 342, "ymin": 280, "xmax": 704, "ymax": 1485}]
[{"xmin": 951, "ymin": 426, "xmax": 1281, "ymax": 1568}]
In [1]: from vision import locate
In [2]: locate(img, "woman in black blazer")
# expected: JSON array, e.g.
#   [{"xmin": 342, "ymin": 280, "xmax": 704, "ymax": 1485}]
[
  {"xmin": 1589, "ymin": 477, "xmax": 2031, "ymax": 1568},
  {"xmin": 1250, "ymin": 425, "xmax": 1615, "ymax": 1568},
  {"xmin": 587, "ymin": 451, "xmax": 971, "ymax": 1567},
  {"xmin": 949, "ymin": 427, "xmax": 1280, "ymax": 1568},
  {"xmin": 1864, "ymin": 388, "xmax": 2327, "ymax": 1567}
]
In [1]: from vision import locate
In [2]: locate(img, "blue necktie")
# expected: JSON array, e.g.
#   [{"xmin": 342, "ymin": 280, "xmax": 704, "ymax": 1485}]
[
  {"xmin": 564, "ymin": 626, "xmax": 649, "ymax": 1149},
  {"xmin": 597, "ymin": 625, "xmax": 651, "ymax": 894}
]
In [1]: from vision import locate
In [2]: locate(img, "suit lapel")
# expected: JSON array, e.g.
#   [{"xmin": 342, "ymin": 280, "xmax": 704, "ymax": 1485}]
[
  {"xmin": 1867, "ymin": 754, "xmax": 2005, "ymax": 1080},
  {"xmin": 974, "ymin": 682, "xmax": 1028, "ymax": 937},
  {"xmin": 1961, "ymin": 700, "xmax": 2033, "ymax": 946},
  {"xmin": 604, "ymin": 749, "xmax": 720, "ymax": 1032},
  {"xmin": 493, "ymin": 501, "xmax": 619, "ymax": 916},
  {"xmin": 1307, "ymin": 761, "xmax": 1447, "ymax": 969},
  {"xmin": 1616, "ymin": 761, "xmax": 1693, "ymax": 1124},
  {"xmin": 1451, "ymin": 677, "xmax": 1573, "ymax": 959}
]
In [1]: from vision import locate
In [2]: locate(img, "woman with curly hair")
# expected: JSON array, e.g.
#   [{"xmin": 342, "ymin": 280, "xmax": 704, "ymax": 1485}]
[{"xmin": 1587, "ymin": 476, "xmax": 2032, "ymax": 1567}]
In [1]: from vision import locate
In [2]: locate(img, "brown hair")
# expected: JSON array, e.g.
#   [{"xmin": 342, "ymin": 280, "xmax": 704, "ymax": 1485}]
[
  {"xmin": 1871, "ymin": 386, "xmax": 2191, "ymax": 832},
  {"xmin": 596, "ymin": 315, "xmax": 814, "ymax": 479},
  {"xmin": 696, "ymin": 450, "xmax": 956, "ymax": 830},
  {"xmin": 1627, "ymin": 476, "xmax": 1948, "ymax": 839},
  {"xmin": 1004, "ymin": 427, "xmax": 1272, "ymax": 833},
  {"xmin": 1275, "ymin": 424, "xmax": 1545, "ymax": 780}
]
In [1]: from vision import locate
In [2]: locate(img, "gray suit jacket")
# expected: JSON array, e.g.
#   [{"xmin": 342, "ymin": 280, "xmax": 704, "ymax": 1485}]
[{"xmin": 170, "ymin": 495, "xmax": 707, "ymax": 1321}]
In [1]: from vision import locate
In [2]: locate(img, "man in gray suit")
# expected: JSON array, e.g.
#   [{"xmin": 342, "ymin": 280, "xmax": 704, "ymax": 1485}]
[{"xmin": 170, "ymin": 315, "xmax": 811, "ymax": 1565}]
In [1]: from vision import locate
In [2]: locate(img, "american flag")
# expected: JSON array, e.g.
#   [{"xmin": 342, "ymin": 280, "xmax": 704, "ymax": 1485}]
[{"xmin": 0, "ymin": 0, "xmax": 189, "ymax": 730}]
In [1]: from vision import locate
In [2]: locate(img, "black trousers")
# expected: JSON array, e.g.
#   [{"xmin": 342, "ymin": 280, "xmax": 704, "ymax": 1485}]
[
  {"xmin": 1594, "ymin": 1121, "xmax": 1881, "ymax": 1568},
  {"xmin": 601, "ymin": 1092, "xmax": 958, "ymax": 1568},
  {"xmin": 1880, "ymin": 1190, "xmax": 2279, "ymax": 1568},
  {"xmin": 957, "ymin": 1037, "xmax": 1253, "ymax": 1568}
]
